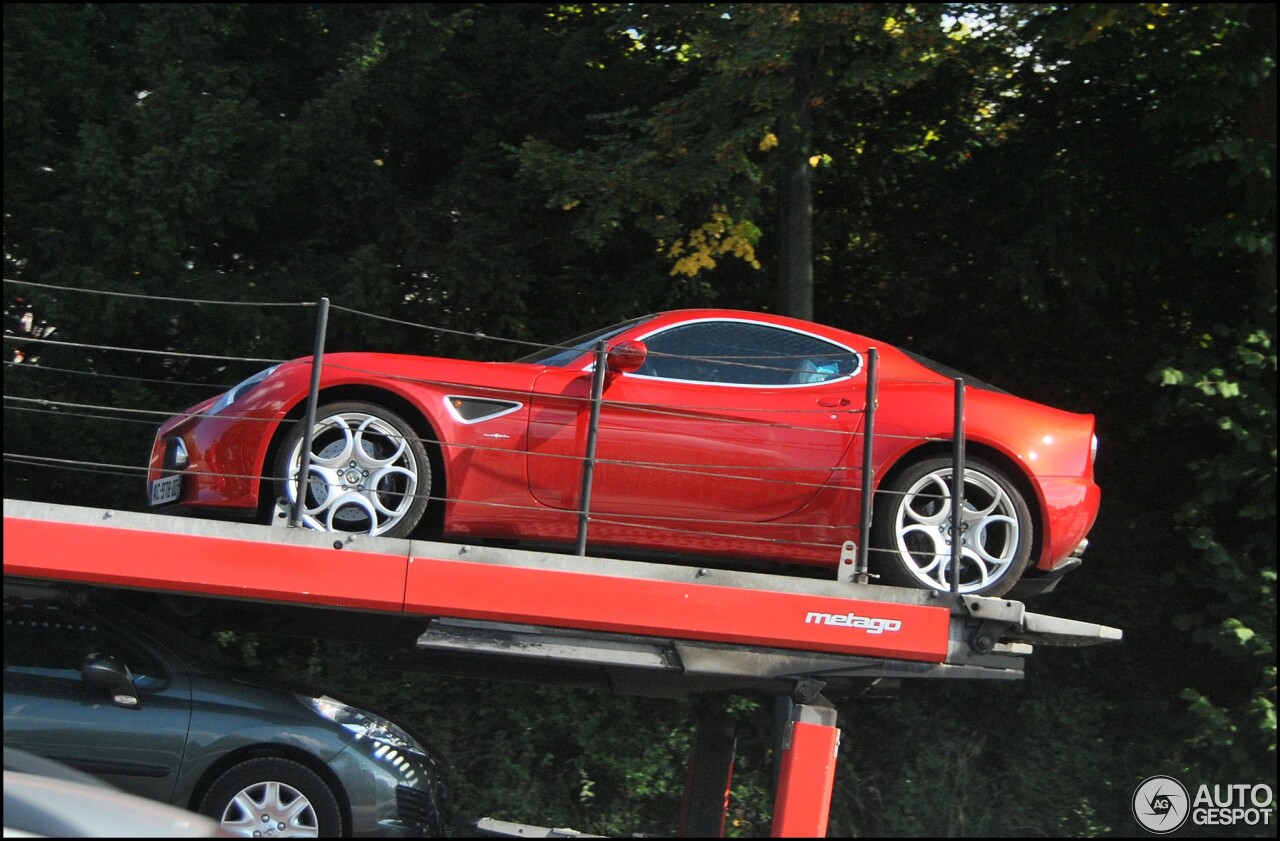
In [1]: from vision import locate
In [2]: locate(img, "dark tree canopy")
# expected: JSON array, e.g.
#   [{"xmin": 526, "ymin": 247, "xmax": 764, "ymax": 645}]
[{"xmin": 4, "ymin": 4, "xmax": 1273, "ymax": 835}]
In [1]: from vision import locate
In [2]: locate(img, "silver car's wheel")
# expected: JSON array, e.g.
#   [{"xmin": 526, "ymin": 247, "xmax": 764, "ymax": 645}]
[
  {"xmin": 872, "ymin": 456, "xmax": 1033, "ymax": 596},
  {"xmin": 275, "ymin": 401, "xmax": 431, "ymax": 539},
  {"xmin": 198, "ymin": 757, "xmax": 342, "ymax": 838}
]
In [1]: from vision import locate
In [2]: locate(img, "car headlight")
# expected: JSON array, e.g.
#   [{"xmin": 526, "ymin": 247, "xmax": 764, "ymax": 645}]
[
  {"xmin": 208, "ymin": 365, "xmax": 280, "ymax": 416},
  {"xmin": 301, "ymin": 695, "xmax": 427, "ymax": 753}
]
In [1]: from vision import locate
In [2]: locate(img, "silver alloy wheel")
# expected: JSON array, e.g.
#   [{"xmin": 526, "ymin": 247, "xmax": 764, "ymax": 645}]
[
  {"xmin": 890, "ymin": 466, "xmax": 1021, "ymax": 594},
  {"xmin": 215, "ymin": 779, "xmax": 319, "ymax": 838},
  {"xmin": 283, "ymin": 410, "xmax": 420, "ymax": 537}
]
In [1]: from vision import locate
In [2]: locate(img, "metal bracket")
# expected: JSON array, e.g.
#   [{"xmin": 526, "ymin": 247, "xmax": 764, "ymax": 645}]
[
  {"xmin": 792, "ymin": 678, "xmax": 828, "ymax": 705},
  {"xmin": 269, "ymin": 497, "xmax": 291, "ymax": 528},
  {"xmin": 474, "ymin": 818, "xmax": 603, "ymax": 838},
  {"xmin": 956, "ymin": 595, "xmax": 1026, "ymax": 624},
  {"xmin": 836, "ymin": 541, "xmax": 858, "ymax": 583},
  {"xmin": 837, "ymin": 540, "xmax": 876, "ymax": 584},
  {"xmin": 954, "ymin": 595, "xmax": 1025, "ymax": 653},
  {"xmin": 969, "ymin": 620, "xmax": 1005, "ymax": 654},
  {"xmin": 948, "ymin": 595, "xmax": 1123, "ymax": 651}
]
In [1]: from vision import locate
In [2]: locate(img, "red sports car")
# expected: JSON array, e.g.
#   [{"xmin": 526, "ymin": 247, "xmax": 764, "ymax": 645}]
[{"xmin": 147, "ymin": 309, "xmax": 1100, "ymax": 597}]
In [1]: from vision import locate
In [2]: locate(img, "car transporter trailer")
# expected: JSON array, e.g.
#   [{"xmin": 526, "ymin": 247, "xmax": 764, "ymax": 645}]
[{"xmin": 3, "ymin": 498, "xmax": 1121, "ymax": 837}]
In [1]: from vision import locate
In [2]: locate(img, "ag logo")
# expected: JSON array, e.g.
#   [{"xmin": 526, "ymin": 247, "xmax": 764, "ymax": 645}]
[{"xmin": 1133, "ymin": 775, "xmax": 1190, "ymax": 833}]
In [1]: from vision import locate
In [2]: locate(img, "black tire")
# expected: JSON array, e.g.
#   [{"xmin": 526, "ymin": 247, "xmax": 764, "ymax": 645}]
[
  {"xmin": 871, "ymin": 455, "xmax": 1033, "ymax": 596},
  {"xmin": 198, "ymin": 756, "xmax": 343, "ymax": 838},
  {"xmin": 274, "ymin": 400, "xmax": 431, "ymax": 539}
]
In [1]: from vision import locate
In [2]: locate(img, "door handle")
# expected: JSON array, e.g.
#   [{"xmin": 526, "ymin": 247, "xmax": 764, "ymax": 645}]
[{"xmin": 817, "ymin": 397, "xmax": 851, "ymax": 408}]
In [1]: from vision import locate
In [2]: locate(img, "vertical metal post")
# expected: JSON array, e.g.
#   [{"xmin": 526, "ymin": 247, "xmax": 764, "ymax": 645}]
[
  {"xmin": 949, "ymin": 378, "xmax": 965, "ymax": 594},
  {"xmin": 290, "ymin": 297, "xmax": 330, "ymax": 529},
  {"xmin": 575, "ymin": 341, "xmax": 608, "ymax": 555},
  {"xmin": 770, "ymin": 695, "xmax": 839, "ymax": 838},
  {"xmin": 856, "ymin": 348, "xmax": 878, "ymax": 581},
  {"xmin": 677, "ymin": 694, "xmax": 737, "ymax": 838}
]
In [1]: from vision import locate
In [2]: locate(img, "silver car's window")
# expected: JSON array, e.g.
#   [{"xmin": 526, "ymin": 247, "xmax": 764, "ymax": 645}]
[{"xmin": 3, "ymin": 600, "xmax": 167, "ymax": 687}]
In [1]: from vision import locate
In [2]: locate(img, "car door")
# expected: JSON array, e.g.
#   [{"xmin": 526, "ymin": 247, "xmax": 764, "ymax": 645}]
[
  {"xmin": 2, "ymin": 597, "xmax": 193, "ymax": 804},
  {"xmin": 527, "ymin": 318, "xmax": 865, "ymax": 522}
]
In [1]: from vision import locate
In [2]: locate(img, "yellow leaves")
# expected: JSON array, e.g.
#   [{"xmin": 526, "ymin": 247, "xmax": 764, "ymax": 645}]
[
  {"xmin": 883, "ymin": 16, "xmax": 905, "ymax": 38},
  {"xmin": 892, "ymin": 124, "xmax": 945, "ymax": 155},
  {"xmin": 758, "ymin": 131, "xmax": 779, "ymax": 152},
  {"xmin": 561, "ymin": 199, "xmax": 581, "ymax": 211},
  {"xmin": 808, "ymin": 153, "xmax": 832, "ymax": 168},
  {"xmin": 373, "ymin": 159, "xmax": 384, "ymax": 167},
  {"xmin": 1081, "ymin": 8, "xmax": 1119, "ymax": 43},
  {"xmin": 667, "ymin": 206, "xmax": 762, "ymax": 278}
]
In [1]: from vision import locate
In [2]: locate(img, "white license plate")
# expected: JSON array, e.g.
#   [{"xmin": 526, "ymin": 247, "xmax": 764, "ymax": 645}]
[{"xmin": 150, "ymin": 474, "xmax": 182, "ymax": 506}]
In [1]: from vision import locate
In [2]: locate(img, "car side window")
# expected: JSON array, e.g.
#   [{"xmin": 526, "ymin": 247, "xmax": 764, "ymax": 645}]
[
  {"xmin": 3, "ymin": 599, "xmax": 168, "ymax": 688},
  {"xmin": 638, "ymin": 321, "xmax": 859, "ymax": 386}
]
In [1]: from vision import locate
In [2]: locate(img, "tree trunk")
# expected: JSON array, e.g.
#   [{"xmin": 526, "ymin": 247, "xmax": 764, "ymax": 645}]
[{"xmin": 776, "ymin": 50, "xmax": 814, "ymax": 320}]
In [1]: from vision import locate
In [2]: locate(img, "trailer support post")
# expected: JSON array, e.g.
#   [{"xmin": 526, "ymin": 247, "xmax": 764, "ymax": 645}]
[
  {"xmin": 677, "ymin": 694, "xmax": 737, "ymax": 838},
  {"xmin": 770, "ymin": 696, "xmax": 839, "ymax": 838}
]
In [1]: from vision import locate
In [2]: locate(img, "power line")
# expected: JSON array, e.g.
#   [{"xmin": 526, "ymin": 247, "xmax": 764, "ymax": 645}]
[
  {"xmin": 4, "ymin": 277, "xmax": 317, "ymax": 307},
  {"xmin": 3, "ymin": 335, "xmax": 282, "ymax": 364},
  {"xmin": 3, "ymin": 360, "xmax": 223, "ymax": 390}
]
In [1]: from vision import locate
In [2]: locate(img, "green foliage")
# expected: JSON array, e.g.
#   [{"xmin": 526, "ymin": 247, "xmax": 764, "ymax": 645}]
[
  {"xmin": 1158, "ymin": 316, "xmax": 1276, "ymax": 784},
  {"xmin": 513, "ymin": 3, "xmax": 1007, "ymax": 292},
  {"xmin": 827, "ymin": 684, "xmax": 1119, "ymax": 836},
  {"xmin": 4, "ymin": 3, "xmax": 1276, "ymax": 835},
  {"xmin": 209, "ymin": 630, "xmax": 705, "ymax": 836}
]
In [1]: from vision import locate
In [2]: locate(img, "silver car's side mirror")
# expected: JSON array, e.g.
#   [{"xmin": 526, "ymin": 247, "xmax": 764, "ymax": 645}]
[{"xmin": 81, "ymin": 652, "xmax": 140, "ymax": 709}]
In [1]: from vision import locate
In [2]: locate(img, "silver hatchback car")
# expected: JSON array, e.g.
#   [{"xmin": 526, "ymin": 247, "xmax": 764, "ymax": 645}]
[{"xmin": 3, "ymin": 582, "xmax": 450, "ymax": 837}]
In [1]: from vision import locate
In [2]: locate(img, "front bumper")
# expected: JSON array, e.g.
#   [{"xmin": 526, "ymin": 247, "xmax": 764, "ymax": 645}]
[
  {"xmin": 328, "ymin": 738, "xmax": 450, "ymax": 837},
  {"xmin": 146, "ymin": 400, "xmax": 274, "ymax": 515}
]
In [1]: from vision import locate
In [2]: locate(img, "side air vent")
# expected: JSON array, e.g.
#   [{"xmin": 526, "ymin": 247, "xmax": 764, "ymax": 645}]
[{"xmin": 444, "ymin": 396, "xmax": 522, "ymax": 423}]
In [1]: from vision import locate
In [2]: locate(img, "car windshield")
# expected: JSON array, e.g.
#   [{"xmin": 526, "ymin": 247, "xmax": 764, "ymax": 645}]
[{"xmin": 517, "ymin": 315, "xmax": 653, "ymax": 367}]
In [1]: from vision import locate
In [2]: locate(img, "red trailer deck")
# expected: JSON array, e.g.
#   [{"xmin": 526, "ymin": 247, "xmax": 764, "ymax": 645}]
[{"xmin": 3, "ymin": 499, "xmax": 1121, "ymax": 837}]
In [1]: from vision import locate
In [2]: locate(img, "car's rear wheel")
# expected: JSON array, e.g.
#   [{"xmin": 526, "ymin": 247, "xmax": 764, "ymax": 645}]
[
  {"xmin": 198, "ymin": 757, "xmax": 342, "ymax": 838},
  {"xmin": 274, "ymin": 401, "xmax": 430, "ymax": 539},
  {"xmin": 871, "ymin": 455, "xmax": 1033, "ymax": 596}
]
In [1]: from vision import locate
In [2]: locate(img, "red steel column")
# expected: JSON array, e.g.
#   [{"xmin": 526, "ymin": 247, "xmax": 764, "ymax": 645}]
[{"xmin": 771, "ymin": 699, "xmax": 840, "ymax": 837}]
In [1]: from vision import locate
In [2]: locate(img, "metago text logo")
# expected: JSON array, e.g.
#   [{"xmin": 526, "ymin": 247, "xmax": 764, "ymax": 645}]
[{"xmin": 804, "ymin": 610, "xmax": 902, "ymax": 635}]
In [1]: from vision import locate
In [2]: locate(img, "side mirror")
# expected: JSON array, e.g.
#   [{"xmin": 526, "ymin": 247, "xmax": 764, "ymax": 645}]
[
  {"xmin": 606, "ymin": 340, "xmax": 647, "ymax": 374},
  {"xmin": 82, "ymin": 652, "xmax": 140, "ymax": 709}
]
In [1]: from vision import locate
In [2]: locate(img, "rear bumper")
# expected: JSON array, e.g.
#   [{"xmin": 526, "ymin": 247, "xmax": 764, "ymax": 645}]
[
  {"xmin": 1012, "ymin": 540, "xmax": 1088, "ymax": 598},
  {"xmin": 1035, "ymin": 476, "xmax": 1101, "ymax": 569}
]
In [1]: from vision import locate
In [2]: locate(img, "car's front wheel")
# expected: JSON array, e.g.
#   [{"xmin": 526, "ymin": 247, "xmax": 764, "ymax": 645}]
[
  {"xmin": 871, "ymin": 455, "xmax": 1033, "ymax": 597},
  {"xmin": 274, "ymin": 401, "xmax": 431, "ymax": 539},
  {"xmin": 198, "ymin": 757, "xmax": 343, "ymax": 838}
]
